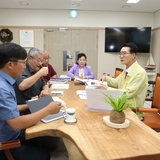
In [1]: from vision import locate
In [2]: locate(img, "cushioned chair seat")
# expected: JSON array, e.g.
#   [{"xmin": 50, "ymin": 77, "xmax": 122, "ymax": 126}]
[{"xmin": 136, "ymin": 73, "xmax": 160, "ymax": 132}]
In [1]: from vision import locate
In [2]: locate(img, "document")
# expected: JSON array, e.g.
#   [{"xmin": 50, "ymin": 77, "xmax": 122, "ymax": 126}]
[
  {"xmin": 76, "ymin": 90, "xmax": 87, "ymax": 99},
  {"xmin": 86, "ymin": 89, "xmax": 122, "ymax": 112},
  {"xmin": 51, "ymin": 84, "xmax": 69, "ymax": 89},
  {"xmin": 50, "ymin": 78, "xmax": 68, "ymax": 84},
  {"xmin": 74, "ymin": 77, "xmax": 88, "ymax": 84},
  {"xmin": 60, "ymin": 75, "xmax": 71, "ymax": 81}
]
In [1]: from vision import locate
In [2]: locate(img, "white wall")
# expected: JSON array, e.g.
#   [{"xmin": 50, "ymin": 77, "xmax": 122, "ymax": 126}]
[
  {"xmin": 0, "ymin": 9, "xmax": 154, "ymax": 27},
  {"xmin": 0, "ymin": 9, "xmax": 159, "ymax": 78},
  {"xmin": 153, "ymin": 10, "xmax": 160, "ymax": 28}
]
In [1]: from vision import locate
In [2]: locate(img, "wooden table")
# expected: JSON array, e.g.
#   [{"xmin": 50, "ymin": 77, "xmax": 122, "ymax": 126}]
[{"xmin": 26, "ymin": 82, "xmax": 160, "ymax": 160}]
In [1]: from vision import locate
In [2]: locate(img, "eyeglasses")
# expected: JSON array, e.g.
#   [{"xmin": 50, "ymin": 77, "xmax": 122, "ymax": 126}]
[
  {"xmin": 119, "ymin": 52, "xmax": 131, "ymax": 57},
  {"xmin": 44, "ymin": 57, "xmax": 51, "ymax": 61},
  {"xmin": 10, "ymin": 59, "xmax": 27, "ymax": 65},
  {"xmin": 30, "ymin": 56, "xmax": 44, "ymax": 64}
]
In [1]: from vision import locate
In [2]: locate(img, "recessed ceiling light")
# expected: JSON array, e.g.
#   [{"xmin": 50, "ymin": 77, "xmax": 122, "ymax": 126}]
[
  {"xmin": 71, "ymin": 3, "xmax": 81, "ymax": 7},
  {"xmin": 122, "ymin": 5, "xmax": 131, "ymax": 9},
  {"xmin": 19, "ymin": 1, "xmax": 29, "ymax": 5}
]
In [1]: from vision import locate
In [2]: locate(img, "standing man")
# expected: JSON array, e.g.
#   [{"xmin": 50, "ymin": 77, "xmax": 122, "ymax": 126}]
[
  {"xmin": 98, "ymin": 43, "xmax": 148, "ymax": 108},
  {"xmin": 42, "ymin": 50, "xmax": 57, "ymax": 83},
  {"xmin": 0, "ymin": 42, "xmax": 61, "ymax": 160},
  {"xmin": 14, "ymin": 47, "xmax": 60, "ymax": 151}
]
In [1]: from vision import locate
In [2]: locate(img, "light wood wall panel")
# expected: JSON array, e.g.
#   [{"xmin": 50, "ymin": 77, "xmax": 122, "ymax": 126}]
[{"xmin": 44, "ymin": 29, "xmax": 98, "ymax": 78}]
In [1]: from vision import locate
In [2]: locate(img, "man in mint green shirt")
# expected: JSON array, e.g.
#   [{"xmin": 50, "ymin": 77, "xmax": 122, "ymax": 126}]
[{"xmin": 99, "ymin": 43, "xmax": 148, "ymax": 108}]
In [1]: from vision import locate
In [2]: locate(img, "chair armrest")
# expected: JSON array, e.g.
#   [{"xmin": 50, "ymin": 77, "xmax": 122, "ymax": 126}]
[
  {"xmin": 138, "ymin": 108, "xmax": 159, "ymax": 113},
  {"xmin": 1, "ymin": 140, "xmax": 21, "ymax": 150},
  {"xmin": 132, "ymin": 108, "xmax": 160, "ymax": 113}
]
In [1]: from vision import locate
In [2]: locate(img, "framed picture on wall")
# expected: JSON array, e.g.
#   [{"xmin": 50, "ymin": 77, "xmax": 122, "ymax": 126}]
[{"xmin": 20, "ymin": 30, "xmax": 34, "ymax": 47}]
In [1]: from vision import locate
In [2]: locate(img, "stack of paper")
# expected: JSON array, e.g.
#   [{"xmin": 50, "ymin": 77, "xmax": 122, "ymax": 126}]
[
  {"xmin": 51, "ymin": 84, "xmax": 69, "ymax": 89},
  {"xmin": 60, "ymin": 75, "xmax": 71, "ymax": 81},
  {"xmin": 50, "ymin": 78, "xmax": 68, "ymax": 84}
]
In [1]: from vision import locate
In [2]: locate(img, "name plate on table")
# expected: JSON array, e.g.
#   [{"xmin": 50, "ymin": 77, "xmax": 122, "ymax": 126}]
[
  {"xmin": 86, "ymin": 89, "xmax": 122, "ymax": 112},
  {"xmin": 51, "ymin": 84, "xmax": 69, "ymax": 89}
]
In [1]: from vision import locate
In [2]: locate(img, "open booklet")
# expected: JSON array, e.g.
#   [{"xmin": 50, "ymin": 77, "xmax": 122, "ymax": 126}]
[{"xmin": 74, "ymin": 77, "xmax": 89, "ymax": 84}]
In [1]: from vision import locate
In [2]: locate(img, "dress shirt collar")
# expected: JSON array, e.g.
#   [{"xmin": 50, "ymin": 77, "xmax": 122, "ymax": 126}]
[
  {"xmin": 125, "ymin": 61, "xmax": 137, "ymax": 74},
  {"xmin": 0, "ymin": 70, "xmax": 15, "ymax": 86},
  {"xmin": 26, "ymin": 62, "xmax": 37, "ymax": 74}
]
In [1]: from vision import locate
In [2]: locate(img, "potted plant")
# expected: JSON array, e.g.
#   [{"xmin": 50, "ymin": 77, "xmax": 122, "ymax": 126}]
[{"xmin": 102, "ymin": 92, "xmax": 135, "ymax": 124}]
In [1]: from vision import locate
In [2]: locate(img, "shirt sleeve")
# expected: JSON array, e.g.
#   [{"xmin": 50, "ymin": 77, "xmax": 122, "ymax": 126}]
[
  {"xmin": 0, "ymin": 88, "xmax": 19, "ymax": 121},
  {"xmin": 49, "ymin": 64, "xmax": 57, "ymax": 76},
  {"xmin": 67, "ymin": 64, "xmax": 76, "ymax": 78},
  {"xmin": 85, "ymin": 65, "xmax": 95, "ymax": 79}
]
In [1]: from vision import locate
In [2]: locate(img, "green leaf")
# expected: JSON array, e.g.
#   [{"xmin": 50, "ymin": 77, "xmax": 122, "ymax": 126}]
[{"xmin": 102, "ymin": 91, "xmax": 135, "ymax": 111}]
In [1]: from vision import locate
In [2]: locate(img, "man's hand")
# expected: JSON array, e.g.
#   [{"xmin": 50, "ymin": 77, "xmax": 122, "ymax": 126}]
[
  {"xmin": 39, "ymin": 90, "xmax": 50, "ymax": 97},
  {"xmin": 38, "ymin": 67, "xmax": 48, "ymax": 77},
  {"xmin": 46, "ymin": 101, "xmax": 62, "ymax": 114},
  {"xmin": 99, "ymin": 75, "xmax": 106, "ymax": 82},
  {"xmin": 96, "ymin": 83, "xmax": 108, "ymax": 90}
]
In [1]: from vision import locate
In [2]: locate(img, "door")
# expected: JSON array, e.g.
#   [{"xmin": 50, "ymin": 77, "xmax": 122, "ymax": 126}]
[{"xmin": 44, "ymin": 29, "xmax": 98, "ymax": 78}]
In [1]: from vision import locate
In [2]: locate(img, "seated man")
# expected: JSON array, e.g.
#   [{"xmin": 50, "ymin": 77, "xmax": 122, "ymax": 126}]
[
  {"xmin": 0, "ymin": 42, "xmax": 61, "ymax": 160},
  {"xmin": 98, "ymin": 43, "xmax": 148, "ymax": 109},
  {"xmin": 14, "ymin": 47, "xmax": 60, "ymax": 151},
  {"xmin": 14, "ymin": 47, "xmax": 50, "ymax": 105},
  {"xmin": 42, "ymin": 50, "xmax": 57, "ymax": 83}
]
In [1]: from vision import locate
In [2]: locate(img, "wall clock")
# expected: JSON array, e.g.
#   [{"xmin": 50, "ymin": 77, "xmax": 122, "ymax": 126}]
[{"xmin": 0, "ymin": 29, "xmax": 13, "ymax": 43}]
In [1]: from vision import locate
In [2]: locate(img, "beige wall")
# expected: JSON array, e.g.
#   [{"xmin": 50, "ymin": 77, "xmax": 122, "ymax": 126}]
[
  {"xmin": 0, "ymin": 9, "xmax": 160, "ymax": 79},
  {"xmin": 97, "ymin": 30, "xmax": 150, "ymax": 78},
  {"xmin": 0, "ymin": 9, "xmax": 154, "ymax": 27},
  {"xmin": 0, "ymin": 28, "xmax": 44, "ymax": 53}
]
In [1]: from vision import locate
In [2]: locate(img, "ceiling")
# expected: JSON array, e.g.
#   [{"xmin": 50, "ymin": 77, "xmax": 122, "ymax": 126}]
[{"xmin": 0, "ymin": 0, "xmax": 160, "ymax": 13}]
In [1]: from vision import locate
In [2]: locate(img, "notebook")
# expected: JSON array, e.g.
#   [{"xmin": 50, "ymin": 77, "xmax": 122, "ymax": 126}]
[
  {"xmin": 26, "ymin": 96, "xmax": 66, "ymax": 123},
  {"xmin": 86, "ymin": 88, "xmax": 122, "ymax": 112}
]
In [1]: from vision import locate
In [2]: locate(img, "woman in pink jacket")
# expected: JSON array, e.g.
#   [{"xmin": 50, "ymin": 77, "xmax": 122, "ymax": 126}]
[{"xmin": 67, "ymin": 53, "xmax": 94, "ymax": 79}]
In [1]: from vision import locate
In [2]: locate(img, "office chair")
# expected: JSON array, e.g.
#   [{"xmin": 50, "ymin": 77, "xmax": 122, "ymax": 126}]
[
  {"xmin": 135, "ymin": 73, "xmax": 160, "ymax": 132},
  {"xmin": 147, "ymin": 80, "xmax": 155, "ymax": 98},
  {"xmin": 0, "ymin": 140, "xmax": 21, "ymax": 160},
  {"xmin": 114, "ymin": 68, "xmax": 123, "ymax": 78}
]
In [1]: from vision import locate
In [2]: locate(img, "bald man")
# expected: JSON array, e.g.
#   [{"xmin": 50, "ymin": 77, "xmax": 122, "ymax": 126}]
[{"xmin": 42, "ymin": 51, "xmax": 57, "ymax": 82}]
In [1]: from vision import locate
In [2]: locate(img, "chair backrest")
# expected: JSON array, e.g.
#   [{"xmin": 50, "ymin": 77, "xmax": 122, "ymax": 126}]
[
  {"xmin": 152, "ymin": 73, "xmax": 160, "ymax": 109},
  {"xmin": 115, "ymin": 68, "xmax": 123, "ymax": 78}
]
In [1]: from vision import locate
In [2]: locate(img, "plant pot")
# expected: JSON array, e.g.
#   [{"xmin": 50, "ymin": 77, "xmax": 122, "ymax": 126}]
[{"xmin": 109, "ymin": 110, "xmax": 125, "ymax": 124}]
